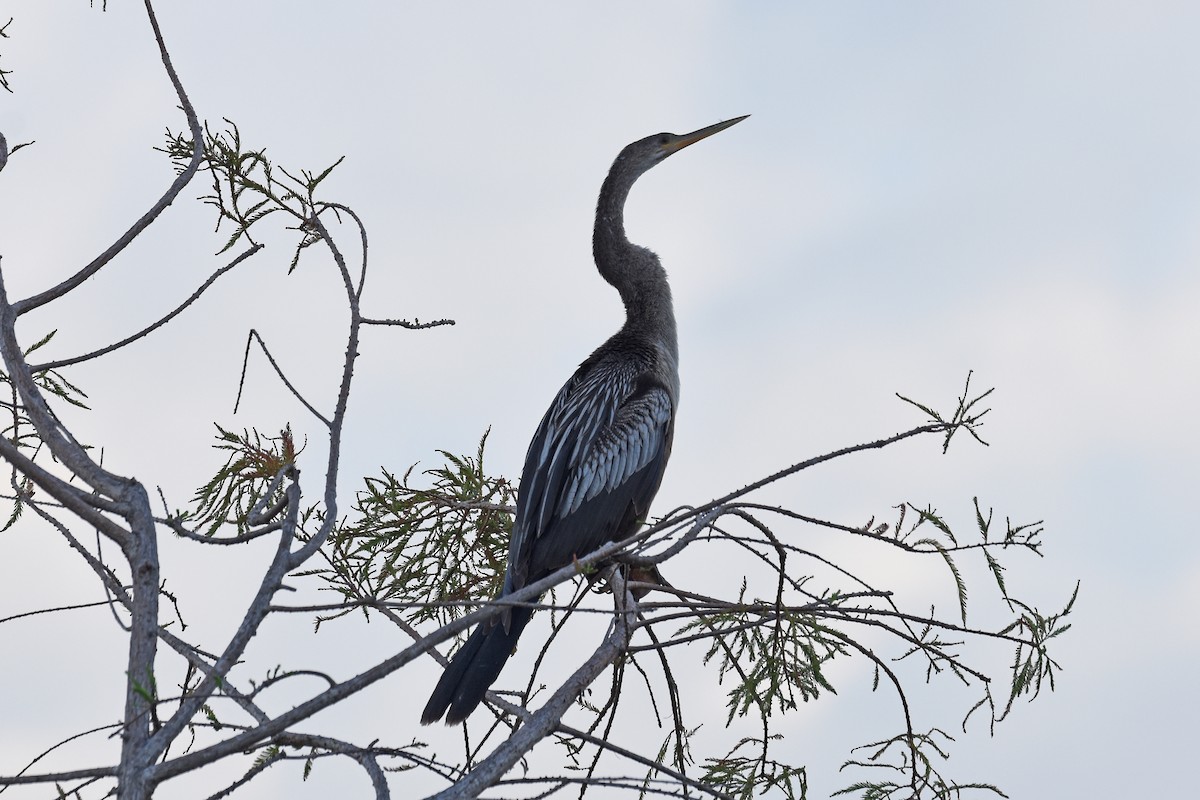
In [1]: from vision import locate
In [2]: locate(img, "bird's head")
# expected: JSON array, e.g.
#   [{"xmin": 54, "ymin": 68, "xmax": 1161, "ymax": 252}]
[{"xmin": 615, "ymin": 115, "xmax": 750, "ymax": 178}]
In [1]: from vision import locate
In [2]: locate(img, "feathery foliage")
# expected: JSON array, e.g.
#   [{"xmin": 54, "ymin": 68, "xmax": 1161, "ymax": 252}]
[
  {"xmin": 187, "ymin": 425, "xmax": 301, "ymax": 537},
  {"xmin": 159, "ymin": 120, "xmax": 345, "ymax": 270},
  {"xmin": 310, "ymin": 431, "xmax": 516, "ymax": 628}
]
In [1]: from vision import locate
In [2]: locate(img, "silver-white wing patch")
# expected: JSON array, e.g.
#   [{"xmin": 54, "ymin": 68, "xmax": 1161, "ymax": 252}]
[{"xmin": 557, "ymin": 386, "xmax": 673, "ymax": 517}]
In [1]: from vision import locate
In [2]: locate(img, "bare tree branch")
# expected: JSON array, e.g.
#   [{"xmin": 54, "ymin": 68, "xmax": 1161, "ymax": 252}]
[
  {"xmin": 283, "ymin": 211, "xmax": 360, "ymax": 568},
  {"xmin": 31, "ymin": 244, "xmax": 265, "ymax": 372},
  {"xmin": 0, "ymin": 767, "xmax": 118, "ymax": 787},
  {"xmin": 11, "ymin": 0, "xmax": 205, "ymax": 318},
  {"xmin": 362, "ymin": 317, "xmax": 456, "ymax": 330}
]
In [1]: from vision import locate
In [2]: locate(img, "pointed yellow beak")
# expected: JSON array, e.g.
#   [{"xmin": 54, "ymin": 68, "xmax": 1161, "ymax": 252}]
[{"xmin": 662, "ymin": 115, "xmax": 750, "ymax": 154}]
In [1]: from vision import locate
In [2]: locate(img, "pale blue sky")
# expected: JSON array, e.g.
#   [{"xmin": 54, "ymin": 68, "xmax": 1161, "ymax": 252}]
[{"xmin": 2, "ymin": 3, "xmax": 1197, "ymax": 797}]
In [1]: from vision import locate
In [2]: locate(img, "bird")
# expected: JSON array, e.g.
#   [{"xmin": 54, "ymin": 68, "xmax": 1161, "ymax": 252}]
[{"xmin": 421, "ymin": 115, "xmax": 748, "ymax": 726}]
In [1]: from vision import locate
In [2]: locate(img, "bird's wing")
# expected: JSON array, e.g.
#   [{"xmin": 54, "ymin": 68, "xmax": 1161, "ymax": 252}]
[
  {"xmin": 557, "ymin": 381, "xmax": 673, "ymax": 516},
  {"xmin": 505, "ymin": 361, "xmax": 673, "ymax": 593}
]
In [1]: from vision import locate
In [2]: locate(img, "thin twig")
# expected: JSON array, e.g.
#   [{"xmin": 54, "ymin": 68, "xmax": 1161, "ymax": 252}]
[
  {"xmin": 361, "ymin": 317, "xmax": 456, "ymax": 330},
  {"xmin": 234, "ymin": 330, "xmax": 330, "ymax": 426},
  {"xmin": 31, "ymin": 244, "xmax": 264, "ymax": 372},
  {"xmin": 0, "ymin": 722, "xmax": 122, "ymax": 794},
  {"xmin": 0, "ymin": 597, "xmax": 120, "ymax": 626}
]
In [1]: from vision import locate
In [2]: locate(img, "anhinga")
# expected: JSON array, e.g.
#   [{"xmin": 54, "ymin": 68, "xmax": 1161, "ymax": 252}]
[{"xmin": 421, "ymin": 115, "xmax": 748, "ymax": 725}]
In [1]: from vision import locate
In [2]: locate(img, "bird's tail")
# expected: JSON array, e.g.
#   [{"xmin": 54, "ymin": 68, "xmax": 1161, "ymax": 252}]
[{"xmin": 420, "ymin": 606, "xmax": 534, "ymax": 725}]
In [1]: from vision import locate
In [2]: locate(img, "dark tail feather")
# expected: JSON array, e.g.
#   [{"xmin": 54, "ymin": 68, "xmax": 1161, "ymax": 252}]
[{"xmin": 420, "ymin": 606, "xmax": 534, "ymax": 725}]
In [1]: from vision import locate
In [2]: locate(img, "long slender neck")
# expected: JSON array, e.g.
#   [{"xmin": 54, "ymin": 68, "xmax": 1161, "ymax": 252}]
[{"xmin": 592, "ymin": 159, "xmax": 678, "ymax": 365}]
